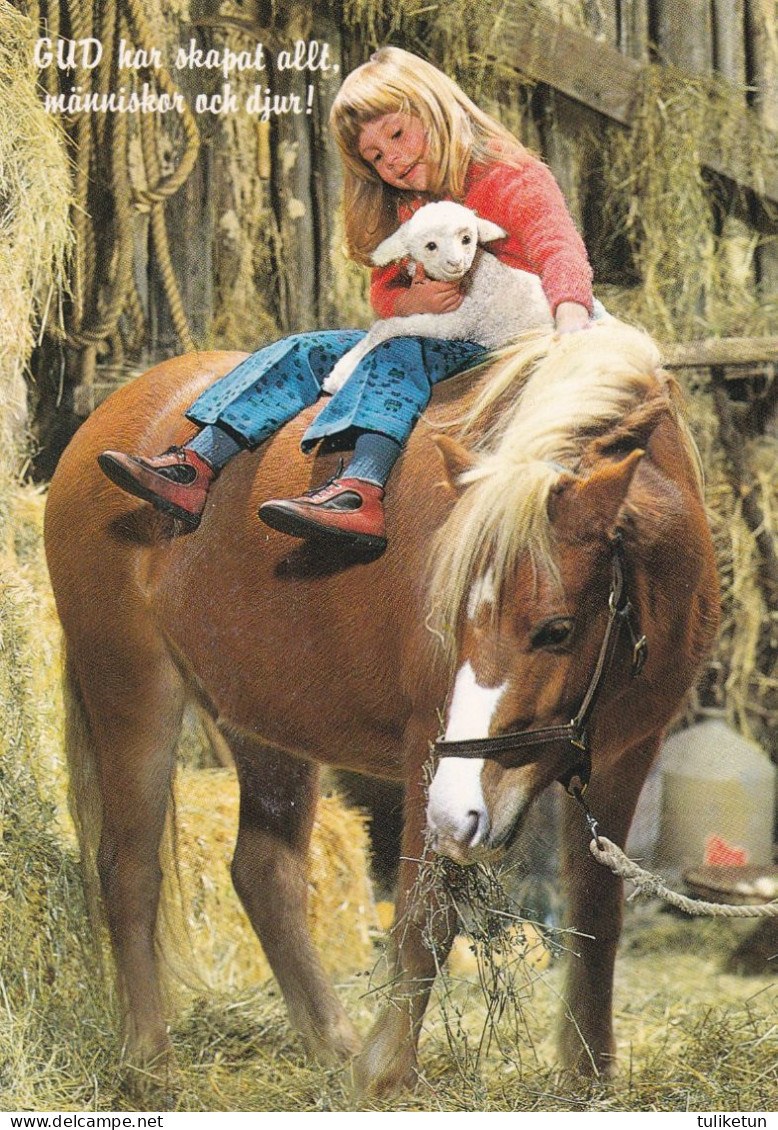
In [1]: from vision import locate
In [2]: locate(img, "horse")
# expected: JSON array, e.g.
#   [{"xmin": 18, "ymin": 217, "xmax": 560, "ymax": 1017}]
[{"xmin": 44, "ymin": 321, "xmax": 720, "ymax": 1099}]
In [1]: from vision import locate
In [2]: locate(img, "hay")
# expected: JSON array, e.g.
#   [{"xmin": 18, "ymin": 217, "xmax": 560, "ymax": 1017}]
[
  {"xmin": 587, "ymin": 62, "xmax": 778, "ymax": 746},
  {"xmin": 676, "ymin": 383, "xmax": 778, "ymax": 744},
  {"xmin": 0, "ymin": 482, "xmax": 113, "ymax": 1111},
  {"xmin": 600, "ymin": 64, "xmax": 778, "ymax": 342},
  {"xmin": 174, "ymin": 770, "xmax": 378, "ymax": 989},
  {"xmin": 0, "ymin": 3, "xmax": 71, "ymax": 477}
]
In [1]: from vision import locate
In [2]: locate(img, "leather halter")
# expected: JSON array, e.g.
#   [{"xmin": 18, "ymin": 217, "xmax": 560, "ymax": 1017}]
[{"xmin": 434, "ymin": 534, "xmax": 648, "ymax": 794}]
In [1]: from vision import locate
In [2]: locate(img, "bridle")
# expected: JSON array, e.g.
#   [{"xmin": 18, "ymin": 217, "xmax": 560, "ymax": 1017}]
[{"xmin": 433, "ymin": 533, "xmax": 648, "ymax": 795}]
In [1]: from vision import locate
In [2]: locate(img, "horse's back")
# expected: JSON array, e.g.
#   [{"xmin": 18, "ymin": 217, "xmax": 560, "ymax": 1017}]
[{"xmin": 44, "ymin": 350, "xmax": 454, "ymax": 771}]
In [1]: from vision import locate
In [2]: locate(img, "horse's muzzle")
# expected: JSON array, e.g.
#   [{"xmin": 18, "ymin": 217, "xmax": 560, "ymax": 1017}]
[{"xmin": 428, "ymin": 828, "xmax": 499, "ymax": 866}]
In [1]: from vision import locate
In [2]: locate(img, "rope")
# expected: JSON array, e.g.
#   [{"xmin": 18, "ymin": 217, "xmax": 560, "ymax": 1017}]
[
  {"xmin": 124, "ymin": 0, "xmax": 198, "ymax": 352},
  {"xmin": 40, "ymin": 0, "xmax": 200, "ymax": 368},
  {"xmin": 590, "ymin": 835, "xmax": 778, "ymax": 919}
]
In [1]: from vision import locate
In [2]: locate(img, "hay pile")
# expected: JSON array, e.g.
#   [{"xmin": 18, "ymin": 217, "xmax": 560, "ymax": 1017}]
[
  {"xmin": 166, "ymin": 904, "xmax": 777, "ymax": 1112},
  {"xmin": 0, "ymin": 2, "xmax": 71, "ymax": 475},
  {"xmin": 0, "ymin": 484, "xmax": 105, "ymax": 1110},
  {"xmin": 600, "ymin": 65, "xmax": 778, "ymax": 342},
  {"xmin": 175, "ymin": 769, "xmax": 377, "ymax": 989}
]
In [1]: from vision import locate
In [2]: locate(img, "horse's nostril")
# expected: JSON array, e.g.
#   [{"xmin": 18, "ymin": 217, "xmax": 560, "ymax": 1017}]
[{"xmin": 466, "ymin": 809, "xmax": 487, "ymax": 847}]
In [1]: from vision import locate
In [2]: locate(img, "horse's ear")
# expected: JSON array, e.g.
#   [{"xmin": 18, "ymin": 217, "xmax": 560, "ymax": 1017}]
[
  {"xmin": 553, "ymin": 449, "xmax": 644, "ymax": 537},
  {"xmin": 371, "ymin": 224, "xmax": 412, "ymax": 266},
  {"xmin": 589, "ymin": 396, "xmax": 668, "ymax": 458},
  {"xmin": 475, "ymin": 217, "xmax": 507, "ymax": 244},
  {"xmin": 432, "ymin": 434, "xmax": 477, "ymax": 495}
]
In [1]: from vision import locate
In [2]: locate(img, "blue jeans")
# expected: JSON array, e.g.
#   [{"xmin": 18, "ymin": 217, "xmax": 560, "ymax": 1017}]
[{"xmin": 186, "ymin": 331, "xmax": 487, "ymax": 452}]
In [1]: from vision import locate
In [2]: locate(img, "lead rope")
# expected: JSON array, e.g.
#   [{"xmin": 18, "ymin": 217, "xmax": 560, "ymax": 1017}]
[{"xmin": 571, "ymin": 786, "xmax": 778, "ymax": 920}]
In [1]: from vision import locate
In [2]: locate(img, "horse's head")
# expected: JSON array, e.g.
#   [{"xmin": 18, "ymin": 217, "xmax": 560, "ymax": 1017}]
[{"xmin": 426, "ymin": 440, "xmax": 646, "ymax": 865}]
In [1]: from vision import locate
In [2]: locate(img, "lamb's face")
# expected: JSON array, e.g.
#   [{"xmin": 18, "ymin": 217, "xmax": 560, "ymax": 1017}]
[
  {"xmin": 407, "ymin": 218, "xmax": 479, "ymax": 282},
  {"xmin": 371, "ymin": 201, "xmax": 506, "ymax": 277}
]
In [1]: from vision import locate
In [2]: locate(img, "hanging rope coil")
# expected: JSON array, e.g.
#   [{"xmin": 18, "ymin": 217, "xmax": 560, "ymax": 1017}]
[{"xmin": 41, "ymin": 0, "xmax": 200, "ymax": 375}]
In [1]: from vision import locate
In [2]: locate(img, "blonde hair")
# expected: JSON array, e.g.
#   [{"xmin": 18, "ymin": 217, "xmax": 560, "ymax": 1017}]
[
  {"xmin": 330, "ymin": 47, "xmax": 528, "ymax": 265},
  {"xmin": 427, "ymin": 321, "xmax": 702, "ymax": 658}
]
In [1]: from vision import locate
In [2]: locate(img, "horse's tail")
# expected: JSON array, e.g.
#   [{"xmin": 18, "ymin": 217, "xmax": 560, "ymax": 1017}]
[
  {"xmin": 63, "ymin": 644, "xmax": 203, "ymax": 997},
  {"xmin": 63, "ymin": 647, "xmax": 106, "ymax": 954}
]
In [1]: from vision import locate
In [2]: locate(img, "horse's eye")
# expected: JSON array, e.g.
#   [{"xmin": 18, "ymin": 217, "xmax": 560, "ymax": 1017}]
[
  {"xmin": 462, "ymin": 234, "xmax": 471, "ymax": 244},
  {"xmin": 425, "ymin": 241, "xmax": 438, "ymax": 252},
  {"xmin": 530, "ymin": 618, "xmax": 574, "ymax": 650}
]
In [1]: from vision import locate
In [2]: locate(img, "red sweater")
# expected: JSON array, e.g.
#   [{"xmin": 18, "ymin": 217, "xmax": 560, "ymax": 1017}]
[{"xmin": 370, "ymin": 156, "xmax": 594, "ymax": 318}]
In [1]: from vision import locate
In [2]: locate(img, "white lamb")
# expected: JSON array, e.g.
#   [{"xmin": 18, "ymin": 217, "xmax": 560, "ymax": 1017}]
[{"xmin": 322, "ymin": 200, "xmax": 554, "ymax": 394}]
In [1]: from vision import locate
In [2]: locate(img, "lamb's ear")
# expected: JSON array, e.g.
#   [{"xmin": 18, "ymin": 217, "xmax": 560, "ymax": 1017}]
[
  {"xmin": 372, "ymin": 225, "xmax": 413, "ymax": 266},
  {"xmin": 475, "ymin": 218, "xmax": 507, "ymax": 244}
]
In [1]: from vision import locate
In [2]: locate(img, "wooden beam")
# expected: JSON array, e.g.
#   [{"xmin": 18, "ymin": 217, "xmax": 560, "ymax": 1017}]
[
  {"xmin": 661, "ymin": 335, "xmax": 778, "ymax": 370},
  {"xmin": 495, "ymin": 9, "xmax": 778, "ymax": 204}
]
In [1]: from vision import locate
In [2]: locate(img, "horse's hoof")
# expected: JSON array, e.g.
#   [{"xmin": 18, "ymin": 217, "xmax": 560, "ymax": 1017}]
[
  {"xmin": 351, "ymin": 1041, "xmax": 418, "ymax": 1101},
  {"xmin": 302, "ymin": 1016, "xmax": 362, "ymax": 1066},
  {"xmin": 725, "ymin": 920, "xmax": 778, "ymax": 976},
  {"xmin": 119, "ymin": 1044, "xmax": 179, "ymax": 1108},
  {"xmin": 558, "ymin": 1026, "xmax": 617, "ymax": 1081}
]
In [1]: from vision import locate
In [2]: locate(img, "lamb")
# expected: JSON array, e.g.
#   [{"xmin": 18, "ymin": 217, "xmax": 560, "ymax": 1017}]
[{"xmin": 322, "ymin": 200, "xmax": 554, "ymax": 394}]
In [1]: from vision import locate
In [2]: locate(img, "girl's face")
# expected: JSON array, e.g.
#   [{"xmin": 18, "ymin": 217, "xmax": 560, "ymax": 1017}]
[{"xmin": 358, "ymin": 112, "xmax": 429, "ymax": 192}]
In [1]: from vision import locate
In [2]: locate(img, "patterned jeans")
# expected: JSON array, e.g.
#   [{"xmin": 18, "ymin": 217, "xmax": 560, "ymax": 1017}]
[{"xmin": 186, "ymin": 330, "xmax": 487, "ymax": 452}]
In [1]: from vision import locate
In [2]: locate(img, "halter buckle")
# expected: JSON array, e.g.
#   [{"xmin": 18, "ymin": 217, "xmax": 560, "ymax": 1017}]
[
  {"xmin": 632, "ymin": 634, "xmax": 648, "ymax": 675},
  {"xmin": 558, "ymin": 727, "xmax": 590, "ymax": 795},
  {"xmin": 566, "ymin": 772, "xmax": 588, "ymax": 797}
]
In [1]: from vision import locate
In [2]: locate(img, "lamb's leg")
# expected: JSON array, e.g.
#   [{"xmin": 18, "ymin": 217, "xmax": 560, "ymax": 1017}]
[
  {"xmin": 322, "ymin": 336, "xmax": 376, "ymax": 393},
  {"xmin": 323, "ymin": 313, "xmax": 463, "ymax": 394}
]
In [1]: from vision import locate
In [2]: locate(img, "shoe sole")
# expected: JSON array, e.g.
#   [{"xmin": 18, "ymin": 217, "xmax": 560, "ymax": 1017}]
[
  {"xmin": 97, "ymin": 453, "xmax": 202, "ymax": 531},
  {"xmin": 258, "ymin": 502, "xmax": 386, "ymax": 551}
]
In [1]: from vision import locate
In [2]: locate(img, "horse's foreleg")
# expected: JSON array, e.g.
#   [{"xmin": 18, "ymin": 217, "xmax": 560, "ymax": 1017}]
[
  {"xmin": 227, "ymin": 735, "xmax": 360, "ymax": 1063},
  {"xmin": 354, "ymin": 728, "xmax": 455, "ymax": 1098},
  {"xmin": 79, "ymin": 652, "xmax": 185, "ymax": 1072},
  {"xmin": 558, "ymin": 732, "xmax": 661, "ymax": 1077}
]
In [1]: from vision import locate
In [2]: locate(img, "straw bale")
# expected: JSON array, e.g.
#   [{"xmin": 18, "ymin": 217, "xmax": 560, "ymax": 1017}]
[
  {"xmin": 0, "ymin": 3, "xmax": 71, "ymax": 475},
  {"xmin": 0, "ymin": 479, "xmax": 112, "ymax": 1112},
  {"xmin": 175, "ymin": 769, "xmax": 378, "ymax": 989}
]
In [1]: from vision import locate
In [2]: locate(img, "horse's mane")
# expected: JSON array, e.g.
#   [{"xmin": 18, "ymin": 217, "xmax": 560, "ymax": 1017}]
[{"xmin": 427, "ymin": 320, "xmax": 701, "ymax": 649}]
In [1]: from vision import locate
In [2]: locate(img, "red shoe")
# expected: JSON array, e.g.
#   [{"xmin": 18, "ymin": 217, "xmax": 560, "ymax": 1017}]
[
  {"xmin": 258, "ymin": 476, "xmax": 387, "ymax": 550},
  {"xmin": 97, "ymin": 446, "xmax": 216, "ymax": 529}
]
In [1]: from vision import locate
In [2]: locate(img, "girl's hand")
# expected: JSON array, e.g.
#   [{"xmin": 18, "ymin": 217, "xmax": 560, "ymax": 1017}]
[
  {"xmin": 394, "ymin": 263, "xmax": 463, "ymax": 316},
  {"xmin": 554, "ymin": 301, "xmax": 591, "ymax": 334}
]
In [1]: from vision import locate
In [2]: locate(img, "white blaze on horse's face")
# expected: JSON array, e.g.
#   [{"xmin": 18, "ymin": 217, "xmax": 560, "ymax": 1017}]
[
  {"xmin": 466, "ymin": 567, "xmax": 496, "ymax": 620},
  {"xmin": 426, "ymin": 660, "xmax": 507, "ymax": 862}
]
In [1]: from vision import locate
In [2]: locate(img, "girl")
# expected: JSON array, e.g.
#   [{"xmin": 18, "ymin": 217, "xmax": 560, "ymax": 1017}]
[{"xmin": 98, "ymin": 47, "xmax": 594, "ymax": 551}]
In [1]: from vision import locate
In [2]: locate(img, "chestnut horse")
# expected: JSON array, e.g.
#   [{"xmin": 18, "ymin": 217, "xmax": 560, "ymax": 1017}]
[{"xmin": 44, "ymin": 322, "xmax": 719, "ymax": 1098}]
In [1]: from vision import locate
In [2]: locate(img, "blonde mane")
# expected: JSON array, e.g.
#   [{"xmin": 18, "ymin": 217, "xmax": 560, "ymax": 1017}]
[{"xmin": 427, "ymin": 320, "xmax": 699, "ymax": 648}]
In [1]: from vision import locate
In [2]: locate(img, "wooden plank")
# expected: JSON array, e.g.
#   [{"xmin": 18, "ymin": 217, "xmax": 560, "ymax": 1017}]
[
  {"xmin": 494, "ymin": 8, "xmax": 778, "ymax": 203},
  {"xmin": 617, "ymin": 0, "xmax": 650, "ymax": 61},
  {"xmin": 497, "ymin": 9, "xmax": 640, "ymax": 126},
  {"xmin": 712, "ymin": 0, "xmax": 747, "ymax": 80},
  {"xmin": 748, "ymin": 0, "xmax": 778, "ymax": 291},
  {"xmin": 661, "ymin": 335, "xmax": 778, "ymax": 369},
  {"xmin": 654, "ymin": 0, "xmax": 712, "ymax": 73}
]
